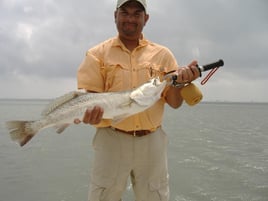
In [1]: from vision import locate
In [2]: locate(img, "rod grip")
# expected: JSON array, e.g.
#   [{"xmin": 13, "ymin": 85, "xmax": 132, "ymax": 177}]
[
  {"xmin": 199, "ymin": 59, "xmax": 224, "ymax": 72},
  {"xmin": 170, "ymin": 59, "xmax": 224, "ymax": 83}
]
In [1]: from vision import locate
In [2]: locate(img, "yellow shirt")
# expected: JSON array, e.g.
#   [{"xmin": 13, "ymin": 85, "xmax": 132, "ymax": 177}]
[{"xmin": 77, "ymin": 36, "xmax": 178, "ymax": 131}]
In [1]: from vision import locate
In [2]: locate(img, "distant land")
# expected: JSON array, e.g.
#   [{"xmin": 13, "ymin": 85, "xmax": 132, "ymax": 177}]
[{"xmin": 0, "ymin": 98, "xmax": 267, "ymax": 105}]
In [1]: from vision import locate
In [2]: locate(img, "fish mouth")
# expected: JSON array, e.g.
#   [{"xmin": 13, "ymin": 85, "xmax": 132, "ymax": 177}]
[
  {"xmin": 152, "ymin": 77, "xmax": 166, "ymax": 87},
  {"xmin": 162, "ymin": 71, "xmax": 188, "ymax": 87},
  {"xmin": 163, "ymin": 71, "xmax": 176, "ymax": 83}
]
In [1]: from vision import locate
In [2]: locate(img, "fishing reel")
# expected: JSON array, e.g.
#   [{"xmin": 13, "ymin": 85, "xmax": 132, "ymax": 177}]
[{"xmin": 168, "ymin": 59, "xmax": 224, "ymax": 106}]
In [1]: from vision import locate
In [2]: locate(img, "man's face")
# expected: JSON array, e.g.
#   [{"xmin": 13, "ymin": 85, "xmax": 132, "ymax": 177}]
[{"xmin": 115, "ymin": 1, "xmax": 149, "ymax": 40}]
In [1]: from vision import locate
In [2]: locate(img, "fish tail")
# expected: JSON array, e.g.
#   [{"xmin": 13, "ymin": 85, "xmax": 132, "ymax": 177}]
[{"xmin": 6, "ymin": 121, "xmax": 37, "ymax": 147}]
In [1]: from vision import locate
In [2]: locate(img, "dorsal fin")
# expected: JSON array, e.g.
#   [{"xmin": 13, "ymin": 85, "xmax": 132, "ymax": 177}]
[{"xmin": 41, "ymin": 91, "xmax": 84, "ymax": 116}]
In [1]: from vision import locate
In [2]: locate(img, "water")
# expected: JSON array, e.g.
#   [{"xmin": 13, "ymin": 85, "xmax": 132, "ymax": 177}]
[{"xmin": 0, "ymin": 100, "xmax": 268, "ymax": 201}]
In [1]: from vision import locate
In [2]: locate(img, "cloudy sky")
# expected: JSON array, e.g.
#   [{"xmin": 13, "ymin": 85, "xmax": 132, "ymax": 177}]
[{"xmin": 0, "ymin": 0, "xmax": 267, "ymax": 102}]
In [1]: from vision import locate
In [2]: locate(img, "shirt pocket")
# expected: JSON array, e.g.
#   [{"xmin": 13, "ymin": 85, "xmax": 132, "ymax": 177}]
[
  {"xmin": 103, "ymin": 64, "xmax": 131, "ymax": 91},
  {"xmin": 135, "ymin": 62, "xmax": 162, "ymax": 85}
]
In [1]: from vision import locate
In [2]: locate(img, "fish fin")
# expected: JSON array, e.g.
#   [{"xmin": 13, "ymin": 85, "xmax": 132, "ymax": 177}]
[
  {"xmin": 6, "ymin": 121, "xmax": 37, "ymax": 147},
  {"xmin": 41, "ymin": 91, "xmax": 85, "ymax": 116},
  {"xmin": 118, "ymin": 100, "xmax": 132, "ymax": 108},
  {"xmin": 55, "ymin": 124, "xmax": 70, "ymax": 134}
]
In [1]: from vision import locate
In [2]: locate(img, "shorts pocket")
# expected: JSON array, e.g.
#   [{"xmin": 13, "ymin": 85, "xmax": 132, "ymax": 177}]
[
  {"xmin": 89, "ymin": 165, "xmax": 117, "ymax": 201},
  {"xmin": 89, "ymin": 179, "xmax": 113, "ymax": 201},
  {"xmin": 149, "ymin": 177, "xmax": 169, "ymax": 201}
]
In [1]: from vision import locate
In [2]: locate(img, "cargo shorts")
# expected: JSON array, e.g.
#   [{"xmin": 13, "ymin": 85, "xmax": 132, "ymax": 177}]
[{"xmin": 88, "ymin": 127, "xmax": 169, "ymax": 201}]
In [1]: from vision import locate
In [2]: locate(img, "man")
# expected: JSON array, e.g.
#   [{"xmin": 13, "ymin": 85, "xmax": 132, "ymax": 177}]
[{"xmin": 76, "ymin": 0, "xmax": 200, "ymax": 200}]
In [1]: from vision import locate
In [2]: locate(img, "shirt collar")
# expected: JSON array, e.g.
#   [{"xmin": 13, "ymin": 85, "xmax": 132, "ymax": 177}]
[{"xmin": 112, "ymin": 34, "xmax": 149, "ymax": 49}]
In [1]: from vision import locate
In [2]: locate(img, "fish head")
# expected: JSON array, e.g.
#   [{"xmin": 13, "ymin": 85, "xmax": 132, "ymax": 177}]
[{"xmin": 130, "ymin": 78, "xmax": 167, "ymax": 106}]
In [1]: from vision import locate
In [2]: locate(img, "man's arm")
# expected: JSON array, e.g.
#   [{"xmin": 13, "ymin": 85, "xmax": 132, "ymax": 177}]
[{"xmin": 165, "ymin": 60, "xmax": 200, "ymax": 108}]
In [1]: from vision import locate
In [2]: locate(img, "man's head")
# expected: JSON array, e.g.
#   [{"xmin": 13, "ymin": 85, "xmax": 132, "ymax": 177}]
[
  {"xmin": 116, "ymin": 0, "xmax": 147, "ymax": 13},
  {"xmin": 114, "ymin": 0, "xmax": 149, "ymax": 42}
]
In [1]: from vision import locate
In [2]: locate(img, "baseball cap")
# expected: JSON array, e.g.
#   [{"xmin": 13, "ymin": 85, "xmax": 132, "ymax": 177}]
[{"xmin": 116, "ymin": 0, "xmax": 147, "ymax": 13}]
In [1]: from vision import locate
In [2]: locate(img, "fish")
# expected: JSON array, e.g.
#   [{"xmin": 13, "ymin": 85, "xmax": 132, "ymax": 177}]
[{"xmin": 6, "ymin": 78, "xmax": 167, "ymax": 147}]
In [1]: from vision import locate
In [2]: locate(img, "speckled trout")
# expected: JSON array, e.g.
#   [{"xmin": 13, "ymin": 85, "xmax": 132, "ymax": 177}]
[{"xmin": 6, "ymin": 78, "xmax": 166, "ymax": 147}]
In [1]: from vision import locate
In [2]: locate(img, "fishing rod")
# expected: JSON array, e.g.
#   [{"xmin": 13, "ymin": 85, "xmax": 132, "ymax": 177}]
[
  {"xmin": 167, "ymin": 59, "xmax": 224, "ymax": 106},
  {"xmin": 198, "ymin": 59, "xmax": 224, "ymax": 74},
  {"xmin": 171, "ymin": 59, "xmax": 224, "ymax": 87}
]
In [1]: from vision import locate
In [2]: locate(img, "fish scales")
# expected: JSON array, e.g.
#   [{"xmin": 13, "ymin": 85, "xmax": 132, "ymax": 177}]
[{"xmin": 6, "ymin": 78, "xmax": 166, "ymax": 147}]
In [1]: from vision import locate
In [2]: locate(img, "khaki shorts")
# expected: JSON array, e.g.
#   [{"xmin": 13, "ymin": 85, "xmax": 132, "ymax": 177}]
[{"xmin": 88, "ymin": 127, "xmax": 169, "ymax": 201}]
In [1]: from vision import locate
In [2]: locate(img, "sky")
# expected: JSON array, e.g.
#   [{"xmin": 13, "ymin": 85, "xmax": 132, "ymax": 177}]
[{"xmin": 0, "ymin": 0, "xmax": 268, "ymax": 102}]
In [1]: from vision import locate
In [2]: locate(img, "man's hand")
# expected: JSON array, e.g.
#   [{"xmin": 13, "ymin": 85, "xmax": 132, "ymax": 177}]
[
  {"xmin": 74, "ymin": 106, "xmax": 104, "ymax": 125},
  {"xmin": 165, "ymin": 60, "xmax": 200, "ymax": 109},
  {"xmin": 176, "ymin": 60, "xmax": 200, "ymax": 83}
]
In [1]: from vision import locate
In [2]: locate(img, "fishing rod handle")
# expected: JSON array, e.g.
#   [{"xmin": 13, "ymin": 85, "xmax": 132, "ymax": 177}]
[
  {"xmin": 198, "ymin": 59, "xmax": 224, "ymax": 72},
  {"xmin": 171, "ymin": 59, "xmax": 224, "ymax": 84}
]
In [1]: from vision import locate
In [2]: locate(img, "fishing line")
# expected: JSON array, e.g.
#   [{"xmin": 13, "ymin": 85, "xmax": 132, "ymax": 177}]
[{"xmin": 201, "ymin": 67, "xmax": 219, "ymax": 85}]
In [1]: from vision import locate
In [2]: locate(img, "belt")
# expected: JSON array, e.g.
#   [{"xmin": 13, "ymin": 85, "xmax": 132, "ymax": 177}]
[{"xmin": 110, "ymin": 127, "xmax": 153, "ymax": 137}]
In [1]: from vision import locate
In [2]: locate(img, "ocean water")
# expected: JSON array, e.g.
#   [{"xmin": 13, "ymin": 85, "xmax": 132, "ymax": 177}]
[{"xmin": 0, "ymin": 100, "xmax": 268, "ymax": 201}]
